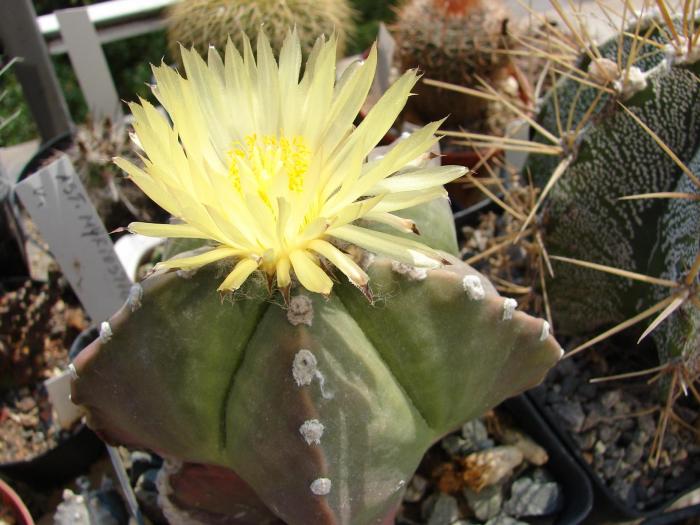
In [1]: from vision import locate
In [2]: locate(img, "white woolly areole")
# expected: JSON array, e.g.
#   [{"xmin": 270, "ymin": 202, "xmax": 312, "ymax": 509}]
[
  {"xmin": 391, "ymin": 261, "xmax": 428, "ymax": 281},
  {"xmin": 310, "ymin": 478, "xmax": 332, "ymax": 496},
  {"xmin": 128, "ymin": 283, "xmax": 143, "ymax": 312},
  {"xmin": 462, "ymin": 275, "xmax": 485, "ymax": 300},
  {"xmin": 99, "ymin": 321, "xmax": 112, "ymax": 343},
  {"xmin": 176, "ymin": 268, "xmax": 196, "ymax": 279},
  {"xmin": 299, "ymin": 419, "xmax": 325, "ymax": 445},
  {"xmin": 502, "ymin": 298, "xmax": 518, "ymax": 321},
  {"xmin": 540, "ymin": 320, "xmax": 551, "ymax": 342},
  {"xmin": 617, "ymin": 66, "xmax": 647, "ymax": 99},
  {"xmin": 287, "ymin": 295, "xmax": 314, "ymax": 326},
  {"xmin": 292, "ymin": 349, "xmax": 318, "ymax": 386}
]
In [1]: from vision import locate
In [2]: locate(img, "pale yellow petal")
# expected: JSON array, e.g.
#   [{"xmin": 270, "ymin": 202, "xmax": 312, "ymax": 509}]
[
  {"xmin": 308, "ymin": 239, "xmax": 368, "ymax": 286},
  {"xmin": 217, "ymin": 257, "xmax": 260, "ymax": 291},
  {"xmin": 156, "ymin": 246, "xmax": 240, "ymax": 270},
  {"xmin": 330, "ymin": 224, "xmax": 443, "ymax": 268},
  {"xmin": 372, "ymin": 188, "xmax": 448, "ymax": 213},
  {"xmin": 368, "ymin": 165, "xmax": 465, "ymax": 194},
  {"xmin": 276, "ymin": 257, "xmax": 291, "ymax": 288},
  {"xmin": 127, "ymin": 222, "xmax": 208, "ymax": 239},
  {"xmin": 289, "ymin": 249, "xmax": 333, "ymax": 294}
]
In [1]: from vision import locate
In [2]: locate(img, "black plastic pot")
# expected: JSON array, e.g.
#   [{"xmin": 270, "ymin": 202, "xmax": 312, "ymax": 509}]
[
  {"xmin": 527, "ymin": 389, "xmax": 700, "ymax": 522},
  {"xmin": 0, "ymin": 325, "xmax": 104, "ymax": 489},
  {"xmin": 502, "ymin": 395, "xmax": 594, "ymax": 525},
  {"xmin": 641, "ymin": 503, "xmax": 700, "ymax": 524}
]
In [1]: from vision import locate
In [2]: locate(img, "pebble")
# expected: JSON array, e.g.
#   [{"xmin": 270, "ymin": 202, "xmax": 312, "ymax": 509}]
[
  {"xmin": 503, "ymin": 477, "xmax": 562, "ymax": 517},
  {"xmin": 598, "ymin": 424, "xmax": 619, "ymax": 444},
  {"xmin": 551, "ymin": 401, "xmax": 585, "ymax": 433},
  {"xmin": 484, "ymin": 514, "xmax": 529, "ymax": 525},
  {"xmin": 462, "ymin": 419, "xmax": 491, "ymax": 453},
  {"xmin": 625, "ymin": 443, "xmax": 644, "ymax": 465},
  {"xmin": 442, "ymin": 435, "xmax": 468, "ymax": 456},
  {"xmin": 15, "ymin": 396, "xmax": 37, "ymax": 412},
  {"xmin": 462, "ymin": 446, "xmax": 524, "ymax": 492},
  {"xmin": 463, "ymin": 485, "xmax": 503, "ymax": 521},
  {"xmin": 600, "ymin": 390, "xmax": 622, "ymax": 410},
  {"xmin": 404, "ymin": 475, "xmax": 428, "ymax": 503},
  {"xmin": 426, "ymin": 493, "xmax": 460, "ymax": 525}
]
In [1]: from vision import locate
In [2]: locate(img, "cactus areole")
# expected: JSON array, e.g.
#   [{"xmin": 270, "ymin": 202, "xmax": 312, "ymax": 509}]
[{"xmin": 71, "ymin": 32, "xmax": 562, "ymax": 525}]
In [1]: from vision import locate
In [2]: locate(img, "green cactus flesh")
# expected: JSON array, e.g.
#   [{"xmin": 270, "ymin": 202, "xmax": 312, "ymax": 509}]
[
  {"xmin": 71, "ymin": 199, "xmax": 561, "ymax": 524},
  {"xmin": 526, "ymin": 15, "xmax": 700, "ymax": 362}
]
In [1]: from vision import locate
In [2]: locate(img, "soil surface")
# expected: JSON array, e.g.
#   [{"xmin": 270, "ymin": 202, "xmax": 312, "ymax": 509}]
[
  {"xmin": 0, "ymin": 274, "xmax": 88, "ymax": 464},
  {"xmin": 397, "ymin": 407, "xmax": 563, "ymax": 525},
  {"xmin": 530, "ymin": 341, "xmax": 700, "ymax": 513}
]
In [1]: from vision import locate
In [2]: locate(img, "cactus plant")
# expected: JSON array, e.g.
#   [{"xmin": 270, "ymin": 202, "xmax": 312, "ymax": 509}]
[
  {"xmin": 69, "ymin": 31, "xmax": 561, "ymax": 524},
  {"xmin": 166, "ymin": 0, "xmax": 355, "ymax": 65},
  {"xmin": 392, "ymin": 0, "xmax": 513, "ymax": 125},
  {"xmin": 521, "ymin": 7, "xmax": 700, "ymax": 369}
]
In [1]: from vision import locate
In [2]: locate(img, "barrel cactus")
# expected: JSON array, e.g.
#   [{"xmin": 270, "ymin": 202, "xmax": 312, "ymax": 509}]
[
  {"xmin": 166, "ymin": 0, "xmax": 355, "ymax": 65},
  {"xmin": 392, "ymin": 0, "xmax": 513, "ymax": 125},
  {"xmin": 69, "ymin": 31, "xmax": 561, "ymax": 524},
  {"xmin": 523, "ymin": 7, "xmax": 700, "ymax": 366}
]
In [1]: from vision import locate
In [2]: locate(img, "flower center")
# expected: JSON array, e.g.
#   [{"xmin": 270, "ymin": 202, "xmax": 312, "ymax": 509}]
[{"xmin": 227, "ymin": 133, "xmax": 310, "ymax": 196}]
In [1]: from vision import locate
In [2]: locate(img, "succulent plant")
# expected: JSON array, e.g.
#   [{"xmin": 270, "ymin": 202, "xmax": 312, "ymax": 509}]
[
  {"xmin": 166, "ymin": 0, "xmax": 355, "ymax": 65},
  {"xmin": 69, "ymin": 32, "xmax": 561, "ymax": 525},
  {"xmin": 71, "ymin": 198, "xmax": 561, "ymax": 524},
  {"xmin": 392, "ymin": 0, "xmax": 513, "ymax": 125},
  {"xmin": 488, "ymin": 5, "xmax": 699, "ymax": 386}
]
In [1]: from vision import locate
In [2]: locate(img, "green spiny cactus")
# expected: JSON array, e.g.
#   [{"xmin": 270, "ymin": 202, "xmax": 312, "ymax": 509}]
[
  {"xmin": 392, "ymin": 0, "xmax": 512, "ymax": 125},
  {"xmin": 70, "ymin": 198, "xmax": 561, "ymax": 525},
  {"xmin": 524, "ymin": 9, "xmax": 700, "ymax": 365},
  {"xmin": 166, "ymin": 0, "xmax": 355, "ymax": 64}
]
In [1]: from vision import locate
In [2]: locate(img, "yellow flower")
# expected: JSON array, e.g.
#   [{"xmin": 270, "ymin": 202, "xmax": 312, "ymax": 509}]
[{"xmin": 117, "ymin": 31, "xmax": 465, "ymax": 294}]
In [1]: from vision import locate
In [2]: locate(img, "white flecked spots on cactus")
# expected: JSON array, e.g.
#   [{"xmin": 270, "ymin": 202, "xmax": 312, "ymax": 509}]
[
  {"xmin": 99, "ymin": 321, "xmax": 113, "ymax": 343},
  {"xmin": 68, "ymin": 363, "xmax": 78, "ymax": 380},
  {"xmin": 128, "ymin": 283, "xmax": 143, "ymax": 312},
  {"xmin": 310, "ymin": 478, "xmax": 332, "ymax": 496},
  {"xmin": 539, "ymin": 321, "xmax": 551, "ymax": 342},
  {"xmin": 502, "ymin": 298, "xmax": 518, "ymax": 320},
  {"xmin": 463, "ymin": 275, "xmax": 486, "ymax": 300},
  {"xmin": 291, "ymin": 349, "xmax": 334, "ymax": 399},
  {"xmin": 292, "ymin": 349, "xmax": 317, "ymax": 386},
  {"xmin": 391, "ymin": 261, "xmax": 428, "ymax": 281},
  {"xmin": 287, "ymin": 295, "xmax": 313, "ymax": 326},
  {"xmin": 299, "ymin": 419, "xmax": 325, "ymax": 445}
]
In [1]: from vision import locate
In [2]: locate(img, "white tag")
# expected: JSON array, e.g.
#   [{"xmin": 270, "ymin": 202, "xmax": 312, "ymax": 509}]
[
  {"xmin": 15, "ymin": 155, "xmax": 131, "ymax": 322},
  {"xmin": 44, "ymin": 370, "xmax": 82, "ymax": 429}
]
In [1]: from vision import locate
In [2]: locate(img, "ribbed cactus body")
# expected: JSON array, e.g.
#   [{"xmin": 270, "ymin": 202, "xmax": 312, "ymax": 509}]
[
  {"xmin": 527, "ymin": 16, "xmax": 700, "ymax": 362},
  {"xmin": 392, "ymin": 0, "xmax": 511, "ymax": 124},
  {"xmin": 166, "ymin": 0, "xmax": 355, "ymax": 63},
  {"xmin": 71, "ymin": 199, "xmax": 561, "ymax": 525}
]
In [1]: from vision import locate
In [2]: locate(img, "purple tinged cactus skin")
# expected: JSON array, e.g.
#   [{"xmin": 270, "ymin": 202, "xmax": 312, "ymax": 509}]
[{"xmin": 70, "ymin": 201, "xmax": 562, "ymax": 524}]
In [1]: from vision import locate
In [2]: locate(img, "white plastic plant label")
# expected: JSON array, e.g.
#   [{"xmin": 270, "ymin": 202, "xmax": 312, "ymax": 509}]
[
  {"xmin": 15, "ymin": 155, "xmax": 131, "ymax": 322},
  {"xmin": 45, "ymin": 369, "xmax": 82, "ymax": 429}
]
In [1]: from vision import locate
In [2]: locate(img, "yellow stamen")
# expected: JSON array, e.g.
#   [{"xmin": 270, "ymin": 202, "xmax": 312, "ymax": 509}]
[{"xmin": 228, "ymin": 133, "xmax": 311, "ymax": 197}]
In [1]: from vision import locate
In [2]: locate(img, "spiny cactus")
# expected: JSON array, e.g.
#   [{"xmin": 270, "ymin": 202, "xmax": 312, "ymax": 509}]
[
  {"xmin": 522, "ymin": 7, "xmax": 700, "ymax": 368},
  {"xmin": 392, "ymin": 0, "xmax": 513, "ymax": 125},
  {"xmin": 71, "ymin": 198, "xmax": 561, "ymax": 524},
  {"xmin": 166, "ymin": 0, "xmax": 355, "ymax": 64}
]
